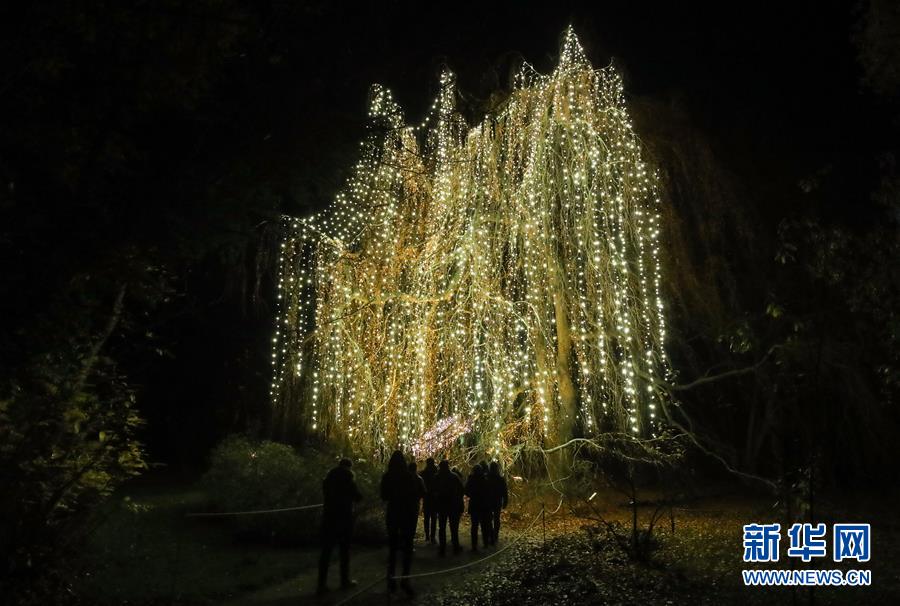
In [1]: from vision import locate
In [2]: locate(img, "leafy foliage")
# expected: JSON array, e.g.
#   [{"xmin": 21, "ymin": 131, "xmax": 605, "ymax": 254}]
[
  {"xmin": 0, "ymin": 300, "xmax": 147, "ymax": 602},
  {"xmin": 434, "ymin": 532, "xmax": 704, "ymax": 606},
  {"xmin": 201, "ymin": 435, "xmax": 384, "ymax": 545},
  {"xmin": 767, "ymin": 213, "xmax": 900, "ymax": 482}
]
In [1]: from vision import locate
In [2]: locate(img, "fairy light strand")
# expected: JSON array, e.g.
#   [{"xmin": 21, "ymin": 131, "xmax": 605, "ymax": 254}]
[{"xmin": 270, "ymin": 28, "xmax": 672, "ymax": 457}]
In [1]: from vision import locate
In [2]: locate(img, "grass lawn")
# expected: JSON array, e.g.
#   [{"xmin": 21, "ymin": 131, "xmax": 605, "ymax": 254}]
[{"xmin": 74, "ymin": 472, "xmax": 320, "ymax": 605}]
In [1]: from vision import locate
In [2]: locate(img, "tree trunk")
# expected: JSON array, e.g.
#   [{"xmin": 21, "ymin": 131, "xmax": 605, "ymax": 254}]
[{"xmin": 551, "ymin": 289, "xmax": 576, "ymax": 473}]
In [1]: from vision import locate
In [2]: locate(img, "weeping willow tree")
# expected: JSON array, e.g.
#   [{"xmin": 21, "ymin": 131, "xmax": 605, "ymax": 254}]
[{"xmin": 270, "ymin": 29, "xmax": 675, "ymax": 461}]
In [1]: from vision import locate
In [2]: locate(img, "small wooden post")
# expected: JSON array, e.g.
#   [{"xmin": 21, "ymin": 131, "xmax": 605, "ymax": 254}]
[{"xmin": 541, "ymin": 501, "xmax": 547, "ymax": 580}]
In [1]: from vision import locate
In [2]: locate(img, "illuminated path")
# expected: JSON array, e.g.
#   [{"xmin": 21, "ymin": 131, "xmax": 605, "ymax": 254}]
[{"xmin": 225, "ymin": 511, "xmax": 543, "ymax": 605}]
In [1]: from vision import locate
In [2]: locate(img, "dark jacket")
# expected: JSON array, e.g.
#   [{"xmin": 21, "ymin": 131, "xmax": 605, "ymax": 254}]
[
  {"xmin": 411, "ymin": 470, "xmax": 426, "ymax": 515},
  {"xmin": 421, "ymin": 462, "xmax": 438, "ymax": 504},
  {"xmin": 322, "ymin": 464, "xmax": 363, "ymax": 523},
  {"xmin": 485, "ymin": 471, "xmax": 508, "ymax": 510},
  {"xmin": 381, "ymin": 469, "xmax": 424, "ymax": 526},
  {"xmin": 464, "ymin": 468, "xmax": 490, "ymax": 513},
  {"xmin": 432, "ymin": 467, "xmax": 465, "ymax": 515}
]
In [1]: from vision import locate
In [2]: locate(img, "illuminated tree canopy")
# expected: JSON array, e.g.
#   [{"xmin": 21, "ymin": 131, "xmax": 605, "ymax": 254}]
[{"xmin": 271, "ymin": 29, "xmax": 674, "ymax": 459}]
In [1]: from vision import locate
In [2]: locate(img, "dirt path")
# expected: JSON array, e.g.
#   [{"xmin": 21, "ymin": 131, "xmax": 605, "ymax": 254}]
[{"xmin": 226, "ymin": 517, "xmax": 537, "ymax": 606}]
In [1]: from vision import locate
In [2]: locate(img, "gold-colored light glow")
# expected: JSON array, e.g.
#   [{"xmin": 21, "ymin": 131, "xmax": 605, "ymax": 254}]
[{"xmin": 271, "ymin": 29, "xmax": 672, "ymax": 458}]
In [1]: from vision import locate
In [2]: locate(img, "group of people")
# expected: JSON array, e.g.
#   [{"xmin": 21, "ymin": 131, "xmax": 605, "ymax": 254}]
[{"xmin": 317, "ymin": 450, "xmax": 509, "ymax": 597}]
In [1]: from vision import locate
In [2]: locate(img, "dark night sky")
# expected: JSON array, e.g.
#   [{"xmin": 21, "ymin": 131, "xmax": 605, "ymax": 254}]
[{"xmin": 251, "ymin": 1, "xmax": 876, "ymax": 221}]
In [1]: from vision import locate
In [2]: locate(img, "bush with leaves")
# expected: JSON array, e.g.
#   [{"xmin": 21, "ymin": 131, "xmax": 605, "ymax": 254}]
[
  {"xmin": 201, "ymin": 435, "xmax": 384, "ymax": 545},
  {"xmin": 0, "ymin": 308, "xmax": 147, "ymax": 603}
]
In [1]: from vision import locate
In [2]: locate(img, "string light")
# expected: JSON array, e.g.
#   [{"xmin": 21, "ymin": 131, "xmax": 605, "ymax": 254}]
[
  {"xmin": 271, "ymin": 28, "xmax": 673, "ymax": 457},
  {"xmin": 410, "ymin": 415, "xmax": 474, "ymax": 459}
]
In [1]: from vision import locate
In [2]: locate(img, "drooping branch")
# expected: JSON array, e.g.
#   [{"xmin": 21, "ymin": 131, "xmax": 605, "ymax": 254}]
[
  {"xmin": 670, "ymin": 346, "xmax": 778, "ymax": 392},
  {"xmin": 634, "ymin": 345, "xmax": 779, "ymax": 394},
  {"xmin": 270, "ymin": 28, "xmax": 675, "ymax": 459}
]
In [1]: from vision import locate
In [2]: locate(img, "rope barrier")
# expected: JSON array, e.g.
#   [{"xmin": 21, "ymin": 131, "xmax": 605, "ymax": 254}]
[
  {"xmin": 398, "ymin": 507, "xmax": 544, "ymax": 580},
  {"xmin": 334, "ymin": 500, "xmax": 559, "ymax": 606},
  {"xmin": 184, "ymin": 496, "xmax": 561, "ymax": 604},
  {"xmin": 185, "ymin": 503, "xmax": 323, "ymax": 517},
  {"xmin": 332, "ymin": 575, "xmax": 386, "ymax": 606}
]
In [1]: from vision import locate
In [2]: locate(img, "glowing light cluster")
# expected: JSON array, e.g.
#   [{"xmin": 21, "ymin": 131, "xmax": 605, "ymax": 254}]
[
  {"xmin": 271, "ymin": 29, "xmax": 673, "ymax": 458},
  {"xmin": 410, "ymin": 415, "xmax": 474, "ymax": 459}
]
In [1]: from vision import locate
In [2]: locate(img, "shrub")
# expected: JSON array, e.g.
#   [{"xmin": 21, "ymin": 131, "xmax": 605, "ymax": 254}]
[
  {"xmin": 0, "ymin": 326, "xmax": 147, "ymax": 604},
  {"xmin": 201, "ymin": 436, "xmax": 384, "ymax": 545}
]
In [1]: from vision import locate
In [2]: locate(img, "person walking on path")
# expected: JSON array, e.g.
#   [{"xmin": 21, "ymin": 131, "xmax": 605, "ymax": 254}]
[
  {"xmin": 485, "ymin": 460, "xmax": 509, "ymax": 545},
  {"xmin": 433, "ymin": 459, "xmax": 464, "ymax": 556},
  {"xmin": 408, "ymin": 460, "xmax": 426, "ymax": 541},
  {"xmin": 420, "ymin": 457, "xmax": 438, "ymax": 543},
  {"xmin": 464, "ymin": 464, "xmax": 491, "ymax": 551},
  {"xmin": 317, "ymin": 458, "xmax": 362, "ymax": 595},
  {"xmin": 381, "ymin": 450, "xmax": 423, "ymax": 596}
]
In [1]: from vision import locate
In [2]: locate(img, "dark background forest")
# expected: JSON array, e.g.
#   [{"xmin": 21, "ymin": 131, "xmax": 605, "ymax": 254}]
[{"xmin": 1, "ymin": 0, "xmax": 899, "ymax": 602}]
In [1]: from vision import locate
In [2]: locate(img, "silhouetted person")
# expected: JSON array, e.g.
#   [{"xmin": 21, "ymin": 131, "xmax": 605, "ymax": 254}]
[
  {"xmin": 465, "ymin": 465, "xmax": 491, "ymax": 551},
  {"xmin": 420, "ymin": 457, "xmax": 438, "ymax": 543},
  {"xmin": 381, "ymin": 450, "xmax": 422, "ymax": 596},
  {"xmin": 433, "ymin": 459, "xmax": 464, "ymax": 555},
  {"xmin": 317, "ymin": 458, "xmax": 362, "ymax": 595},
  {"xmin": 409, "ymin": 461, "xmax": 426, "ymax": 534},
  {"xmin": 485, "ymin": 461, "xmax": 509, "ymax": 545}
]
